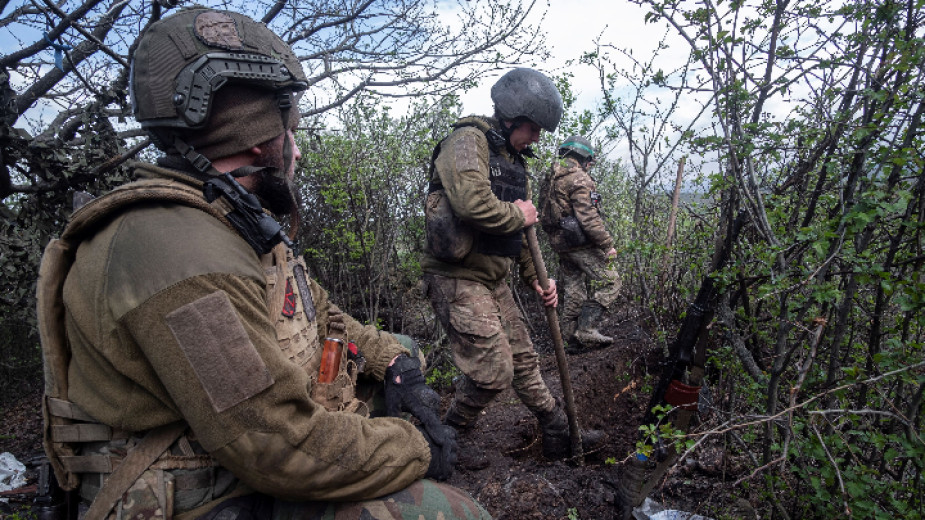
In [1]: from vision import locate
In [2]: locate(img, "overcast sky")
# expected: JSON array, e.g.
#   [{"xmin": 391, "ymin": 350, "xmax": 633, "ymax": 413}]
[
  {"xmin": 2, "ymin": 0, "xmax": 685, "ymax": 163},
  {"xmin": 449, "ymin": 0, "xmax": 669, "ymax": 117}
]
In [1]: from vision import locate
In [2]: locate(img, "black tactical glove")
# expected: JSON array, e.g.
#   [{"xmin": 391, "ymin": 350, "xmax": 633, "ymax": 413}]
[
  {"xmin": 385, "ymin": 355, "xmax": 455, "ymax": 479},
  {"xmin": 418, "ymin": 423, "xmax": 458, "ymax": 481},
  {"xmin": 384, "ymin": 355, "xmax": 442, "ymax": 426}
]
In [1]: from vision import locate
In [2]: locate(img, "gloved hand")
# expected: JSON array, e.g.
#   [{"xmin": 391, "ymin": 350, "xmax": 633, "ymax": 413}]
[
  {"xmin": 418, "ymin": 423, "xmax": 458, "ymax": 481},
  {"xmin": 384, "ymin": 355, "xmax": 442, "ymax": 426}
]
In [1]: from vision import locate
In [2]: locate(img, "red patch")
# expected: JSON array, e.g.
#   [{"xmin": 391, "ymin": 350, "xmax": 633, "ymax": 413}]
[{"xmin": 282, "ymin": 279, "xmax": 296, "ymax": 317}]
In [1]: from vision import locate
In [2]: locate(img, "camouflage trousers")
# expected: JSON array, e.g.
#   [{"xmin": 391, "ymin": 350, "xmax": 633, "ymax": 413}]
[
  {"xmin": 423, "ymin": 274, "xmax": 557, "ymax": 421},
  {"xmin": 197, "ymin": 479, "xmax": 491, "ymax": 519},
  {"xmin": 558, "ymin": 247, "xmax": 622, "ymax": 327}
]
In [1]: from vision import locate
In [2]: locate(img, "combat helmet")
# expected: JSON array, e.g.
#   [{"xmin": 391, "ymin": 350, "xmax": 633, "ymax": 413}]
[
  {"xmin": 490, "ymin": 68, "xmax": 563, "ymax": 132},
  {"xmin": 558, "ymin": 135, "xmax": 595, "ymax": 162},
  {"xmin": 130, "ymin": 8, "xmax": 307, "ymax": 173}
]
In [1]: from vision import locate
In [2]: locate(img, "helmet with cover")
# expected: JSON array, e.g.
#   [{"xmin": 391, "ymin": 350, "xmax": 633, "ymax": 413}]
[
  {"xmin": 558, "ymin": 135, "xmax": 595, "ymax": 163},
  {"xmin": 130, "ymin": 8, "xmax": 307, "ymax": 168},
  {"xmin": 490, "ymin": 68, "xmax": 563, "ymax": 132}
]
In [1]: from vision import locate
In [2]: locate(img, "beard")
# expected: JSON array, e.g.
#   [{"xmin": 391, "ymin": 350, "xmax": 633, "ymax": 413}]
[
  {"xmin": 253, "ymin": 170, "xmax": 296, "ymax": 216},
  {"xmin": 251, "ymin": 134, "xmax": 298, "ymax": 216}
]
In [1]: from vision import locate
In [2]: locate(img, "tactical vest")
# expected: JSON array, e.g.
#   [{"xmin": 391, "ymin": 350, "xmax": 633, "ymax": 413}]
[
  {"xmin": 36, "ymin": 176, "xmax": 361, "ymax": 519},
  {"xmin": 263, "ymin": 243, "xmax": 364, "ymax": 415},
  {"xmin": 539, "ymin": 160, "xmax": 594, "ymax": 252},
  {"xmin": 428, "ymin": 122, "xmax": 527, "ymax": 259},
  {"xmin": 480, "ymin": 137, "xmax": 528, "ymax": 257}
]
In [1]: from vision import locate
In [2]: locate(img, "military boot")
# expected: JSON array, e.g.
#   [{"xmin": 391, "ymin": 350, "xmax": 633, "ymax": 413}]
[
  {"xmin": 572, "ymin": 302, "xmax": 613, "ymax": 350},
  {"xmin": 443, "ymin": 398, "xmax": 481, "ymax": 431},
  {"xmin": 444, "ymin": 400, "xmax": 491, "ymax": 471},
  {"xmin": 444, "ymin": 382, "xmax": 503, "ymax": 471},
  {"xmin": 536, "ymin": 405, "xmax": 605, "ymax": 459}
]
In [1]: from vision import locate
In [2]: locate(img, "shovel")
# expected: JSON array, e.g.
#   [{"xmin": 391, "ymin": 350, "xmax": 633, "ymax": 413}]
[{"xmin": 525, "ymin": 225, "xmax": 584, "ymax": 462}]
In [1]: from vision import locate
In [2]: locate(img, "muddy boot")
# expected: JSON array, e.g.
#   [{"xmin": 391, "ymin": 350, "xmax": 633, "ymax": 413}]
[
  {"xmin": 444, "ymin": 378, "xmax": 501, "ymax": 471},
  {"xmin": 536, "ymin": 405, "xmax": 605, "ymax": 459},
  {"xmin": 444, "ymin": 400, "xmax": 490, "ymax": 470},
  {"xmin": 572, "ymin": 302, "xmax": 613, "ymax": 350},
  {"xmin": 443, "ymin": 398, "xmax": 480, "ymax": 431}
]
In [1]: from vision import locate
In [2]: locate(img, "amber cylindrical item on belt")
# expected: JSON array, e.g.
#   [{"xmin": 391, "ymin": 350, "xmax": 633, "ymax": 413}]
[{"xmin": 318, "ymin": 337, "xmax": 344, "ymax": 383}]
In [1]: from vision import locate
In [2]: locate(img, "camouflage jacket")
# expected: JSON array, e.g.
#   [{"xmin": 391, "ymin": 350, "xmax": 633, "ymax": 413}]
[
  {"xmin": 420, "ymin": 116, "xmax": 538, "ymax": 288},
  {"xmin": 540, "ymin": 157, "xmax": 613, "ymax": 252}
]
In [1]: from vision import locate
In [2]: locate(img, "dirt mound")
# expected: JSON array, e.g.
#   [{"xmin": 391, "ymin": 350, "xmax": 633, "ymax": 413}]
[{"xmin": 440, "ymin": 303, "xmax": 661, "ymax": 519}]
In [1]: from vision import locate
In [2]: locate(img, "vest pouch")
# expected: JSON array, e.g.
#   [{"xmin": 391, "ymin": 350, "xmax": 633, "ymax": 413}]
[
  {"xmin": 425, "ymin": 189, "xmax": 473, "ymax": 262},
  {"xmin": 559, "ymin": 216, "xmax": 588, "ymax": 248},
  {"xmin": 310, "ymin": 345, "xmax": 368, "ymax": 416},
  {"xmin": 310, "ymin": 372, "xmax": 368, "ymax": 416}
]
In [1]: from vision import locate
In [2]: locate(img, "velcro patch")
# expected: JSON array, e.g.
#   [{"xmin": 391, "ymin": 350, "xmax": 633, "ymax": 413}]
[
  {"xmin": 166, "ymin": 291, "xmax": 274, "ymax": 413},
  {"xmin": 454, "ymin": 134, "xmax": 480, "ymax": 173},
  {"xmin": 282, "ymin": 279, "xmax": 296, "ymax": 317},
  {"xmin": 194, "ymin": 11, "xmax": 243, "ymax": 49}
]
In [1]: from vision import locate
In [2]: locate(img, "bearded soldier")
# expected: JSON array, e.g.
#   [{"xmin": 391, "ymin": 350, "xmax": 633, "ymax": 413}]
[
  {"xmin": 36, "ymin": 8, "xmax": 488, "ymax": 519},
  {"xmin": 540, "ymin": 136, "xmax": 621, "ymax": 351},
  {"xmin": 421, "ymin": 68, "xmax": 602, "ymax": 463}
]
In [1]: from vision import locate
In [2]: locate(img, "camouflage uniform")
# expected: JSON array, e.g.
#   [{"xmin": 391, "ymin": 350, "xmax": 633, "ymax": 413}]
[
  {"xmin": 43, "ymin": 163, "xmax": 489, "ymax": 519},
  {"xmin": 541, "ymin": 156, "xmax": 621, "ymax": 341},
  {"xmin": 421, "ymin": 116, "xmax": 557, "ymax": 428}
]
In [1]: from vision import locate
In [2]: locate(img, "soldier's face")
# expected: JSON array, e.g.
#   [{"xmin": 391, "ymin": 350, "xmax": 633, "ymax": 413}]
[{"xmin": 508, "ymin": 120, "xmax": 542, "ymax": 151}]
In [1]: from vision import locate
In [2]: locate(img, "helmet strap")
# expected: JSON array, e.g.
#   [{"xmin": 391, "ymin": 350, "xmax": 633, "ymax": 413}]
[
  {"xmin": 498, "ymin": 118, "xmax": 519, "ymax": 142},
  {"xmin": 170, "ymin": 135, "xmax": 224, "ymax": 179},
  {"xmin": 277, "ymin": 91, "xmax": 295, "ymax": 182},
  {"xmin": 275, "ymin": 90, "xmax": 301, "ymax": 242}
]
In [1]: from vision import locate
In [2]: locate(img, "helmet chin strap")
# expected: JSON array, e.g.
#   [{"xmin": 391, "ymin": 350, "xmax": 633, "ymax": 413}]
[
  {"xmin": 498, "ymin": 118, "xmax": 520, "ymax": 142},
  {"xmin": 169, "ymin": 134, "xmax": 224, "ymax": 179},
  {"xmin": 277, "ymin": 90, "xmax": 296, "ymax": 183}
]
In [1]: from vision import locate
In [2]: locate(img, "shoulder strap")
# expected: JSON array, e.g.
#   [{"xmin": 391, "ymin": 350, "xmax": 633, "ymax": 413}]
[
  {"xmin": 428, "ymin": 121, "xmax": 500, "ymax": 193},
  {"xmin": 37, "ymin": 237, "xmax": 80, "ymax": 490}
]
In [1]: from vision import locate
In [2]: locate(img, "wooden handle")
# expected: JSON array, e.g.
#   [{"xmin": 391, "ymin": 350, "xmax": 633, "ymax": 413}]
[{"xmin": 525, "ymin": 226, "xmax": 584, "ymax": 462}]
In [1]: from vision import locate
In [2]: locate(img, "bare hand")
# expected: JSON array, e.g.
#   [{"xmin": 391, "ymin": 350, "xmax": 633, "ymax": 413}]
[
  {"xmin": 606, "ymin": 247, "xmax": 617, "ymax": 258},
  {"xmin": 532, "ymin": 278, "xmax": 558, "ymax": 308},
  {"xmin": 513, "ymin": 199, "xmax": 538, "ymax": 228}
]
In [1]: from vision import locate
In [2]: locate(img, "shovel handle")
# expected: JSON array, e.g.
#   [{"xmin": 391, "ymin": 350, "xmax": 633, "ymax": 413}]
[{"xmin": 525, "ymin": 226, "xmax": 584, "ymax": 462}]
